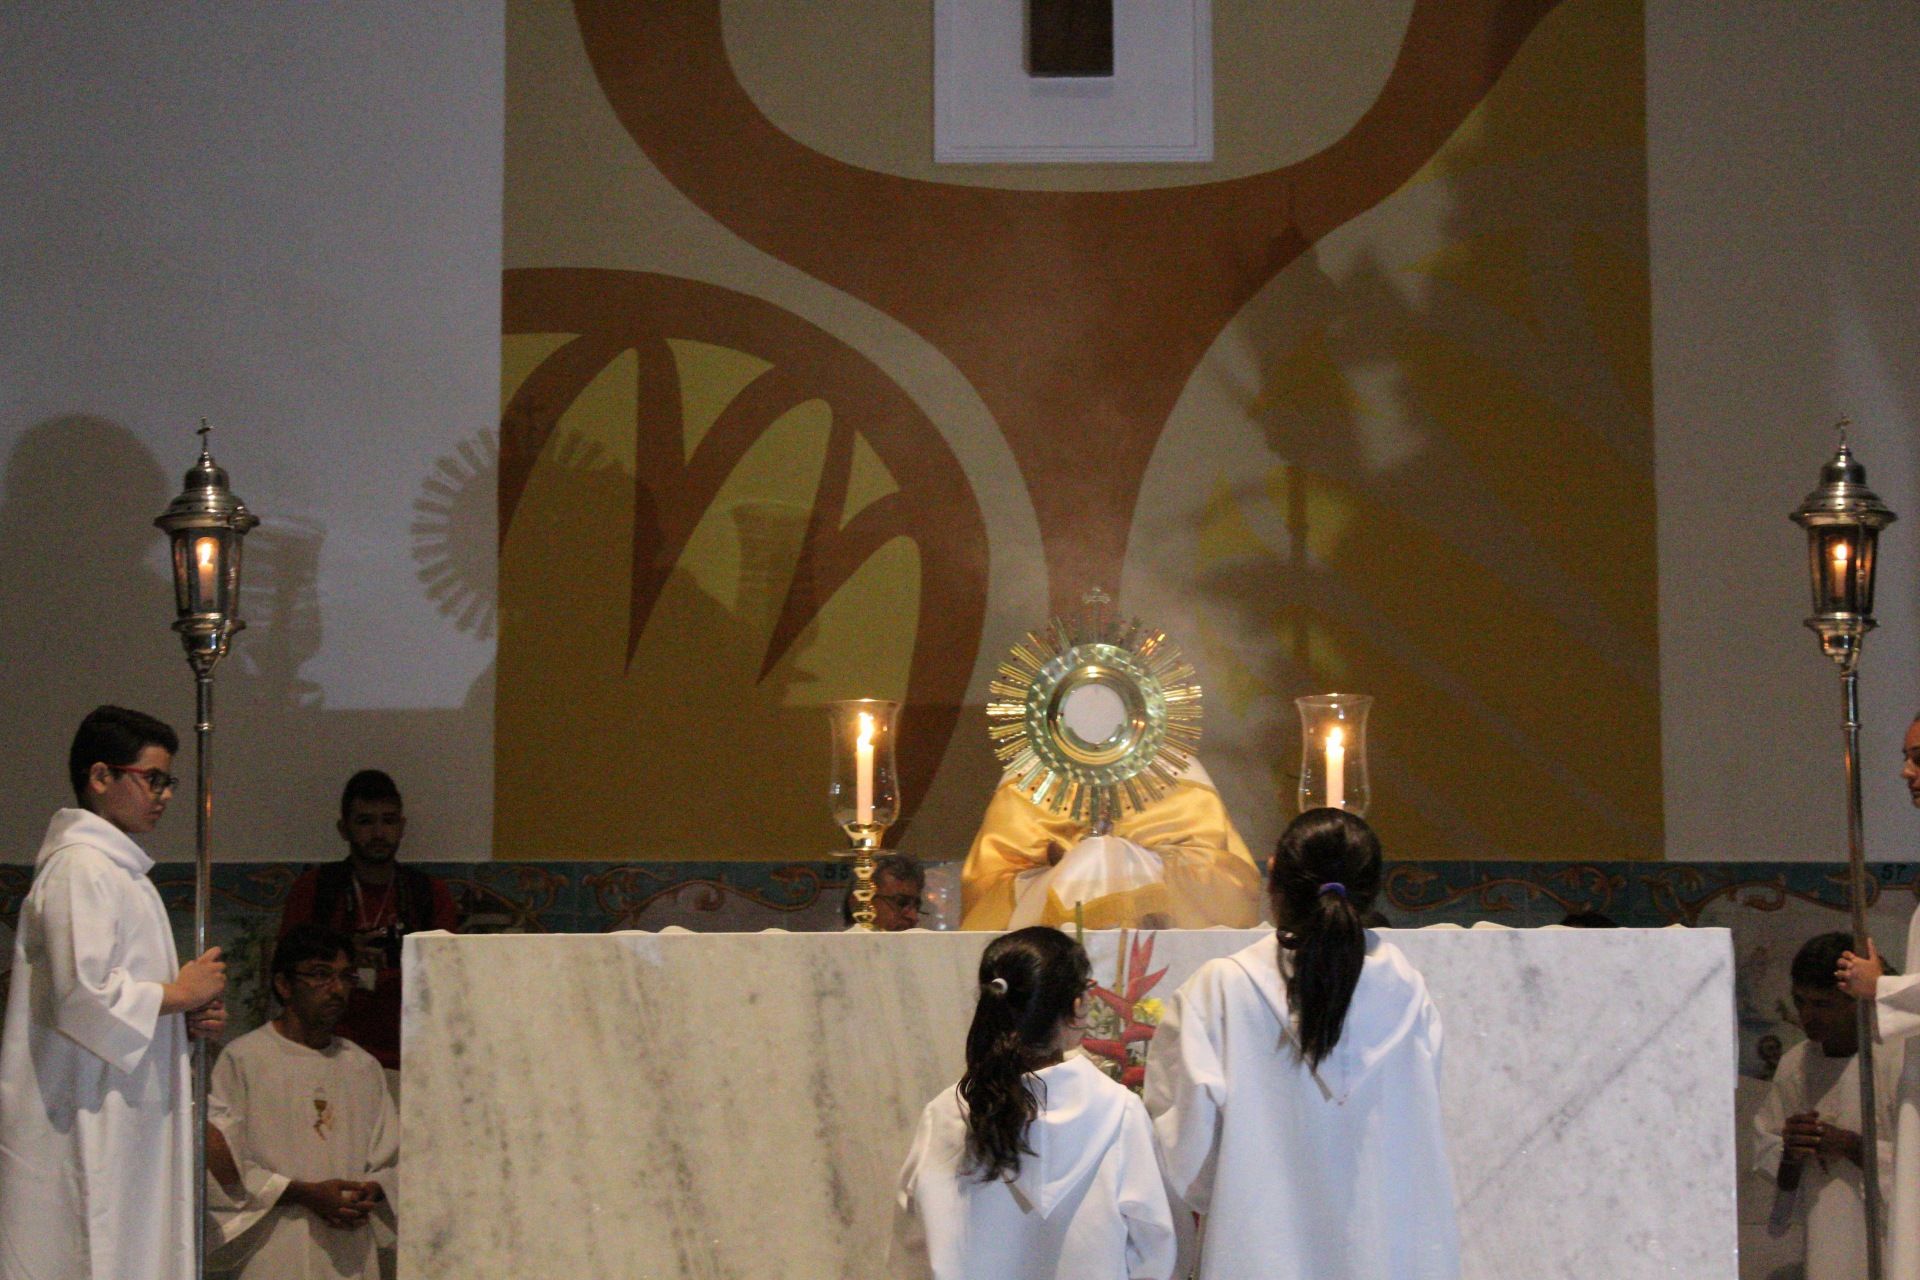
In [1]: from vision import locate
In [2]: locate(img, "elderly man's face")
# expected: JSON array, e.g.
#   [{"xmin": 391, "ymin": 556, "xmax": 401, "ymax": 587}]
[{"xmin": 870, "ymin": 872, "xmax": 923, "ymax": 931}]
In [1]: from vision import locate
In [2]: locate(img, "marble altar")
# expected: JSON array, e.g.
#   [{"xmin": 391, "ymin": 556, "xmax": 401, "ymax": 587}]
[{"xmin": 401, "ymin": 927, "xmax": 1736, "ymax": 1279}]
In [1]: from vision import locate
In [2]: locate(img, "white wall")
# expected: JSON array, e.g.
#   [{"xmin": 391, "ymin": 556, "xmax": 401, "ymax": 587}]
[
  {"xmin": 2, "ymin": 1, "xmax": 1914, "ymax": 863},
  {"xmin": 0, "ymin": 3, "xmax": 503, "ymax": 862},
  {"xmin": 1648, "ymin": 1, "xmax": 1920, "ymax": 860}
]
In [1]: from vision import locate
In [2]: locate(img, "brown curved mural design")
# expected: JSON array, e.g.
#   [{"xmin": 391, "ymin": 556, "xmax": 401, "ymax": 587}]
[
  {"xmin": 576, "ymin": 0, "xmax": 1559, "ymax": 614},
  {"xmin": 502, "ymin": 0, "xmax": 1659, "ymax": 862},
  {"xmin": 497, "ymin": 271, "xmax": 985, "ymax": 859}
]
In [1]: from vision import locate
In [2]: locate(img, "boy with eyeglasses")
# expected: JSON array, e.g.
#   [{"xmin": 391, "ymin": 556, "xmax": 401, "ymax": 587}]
[
  {"xmin": 205, "ymin": 924, "xmax": 397, "ymax": 1279},
  {"xmin": 0, "ymin": 704, "xmax": 227, "ymax": 1280}
]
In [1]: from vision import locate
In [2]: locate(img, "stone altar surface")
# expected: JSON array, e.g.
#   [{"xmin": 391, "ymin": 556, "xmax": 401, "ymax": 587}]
[{"xmin": 401, "ymin": 927, "xmax": 1735, "ymax": 1279}]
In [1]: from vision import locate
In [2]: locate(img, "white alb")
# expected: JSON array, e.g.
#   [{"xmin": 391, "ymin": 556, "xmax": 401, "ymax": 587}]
[
  {"xmin": 208, "ymin": 1021, "xmax": 400, "ymax": 1279},
  {"xmin": 892, "ymin": 1053, "xmax": 1176, "ymax": 1279},
  {"xmin": 1872, "ymin": 906, "xmax": 1920, "ymax": 1280},
  {"xmin": 1145, "ymin": 933, "xmax": 1460, "ymax": 1280},
  {"xmin": 0, "ymin": 808, "xmax": 194, "ymax": 1280}
]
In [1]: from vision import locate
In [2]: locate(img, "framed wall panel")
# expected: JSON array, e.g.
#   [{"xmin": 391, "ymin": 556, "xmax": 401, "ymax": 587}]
[{"xmin": 934, "ymin": 0, "xmax": 1213, "ymax": 163}]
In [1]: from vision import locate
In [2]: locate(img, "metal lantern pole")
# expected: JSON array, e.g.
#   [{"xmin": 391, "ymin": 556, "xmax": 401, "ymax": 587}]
[
  {"xmin": 154, "ymin": 422, "xmax": 258, "ymax": 1279},
  {"xmin": 1790, "ymin": 423, "xmax": 1896, "ymax": 1280}
]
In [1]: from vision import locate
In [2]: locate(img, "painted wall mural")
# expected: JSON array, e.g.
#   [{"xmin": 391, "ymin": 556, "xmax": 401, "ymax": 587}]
[{"xmin": 497, "ymin": 0, "xmax": 1658, "ymax": 862}]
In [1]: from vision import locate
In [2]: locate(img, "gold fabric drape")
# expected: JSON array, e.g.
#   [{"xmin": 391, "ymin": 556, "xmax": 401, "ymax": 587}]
[{"xmin": 959, "ymin": 780, "xmax": 1264, "ymax": 930}]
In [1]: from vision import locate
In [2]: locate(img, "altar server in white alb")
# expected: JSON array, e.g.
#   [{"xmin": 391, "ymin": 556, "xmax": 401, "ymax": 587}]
[
  {"xmin": 1757, "ymin": 930, "xmax": 1897, "ymax": 1280},
  {"xmin": 892, "ymin": 926, "xmax": 1176, "ymax": 1280},
  {"xmin": 207, "ymin": 923, "xmax": 398, "ymax": 1279},
  {"xmin": 1146, "ymin": 808, "xmax": 1459, "ymax": 1280},
  {"xmin": 1838, "ymin": 712, "xmax": 1920, "ymax": 1280},
  {"xmin": 0, "ymin": 705, "xmax": 228, "ymax": 1280}
]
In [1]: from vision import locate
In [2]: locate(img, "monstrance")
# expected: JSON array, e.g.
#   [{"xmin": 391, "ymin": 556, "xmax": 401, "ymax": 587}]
[{"xmin": 985, "ymin": 589, "xmax": 1202, "ymax": 831}]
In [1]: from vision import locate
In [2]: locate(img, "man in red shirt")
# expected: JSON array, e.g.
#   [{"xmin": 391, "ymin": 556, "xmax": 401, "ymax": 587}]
[{"xmin": 278, "ymin": 771, "xmax": 458, "ymax": 1071}]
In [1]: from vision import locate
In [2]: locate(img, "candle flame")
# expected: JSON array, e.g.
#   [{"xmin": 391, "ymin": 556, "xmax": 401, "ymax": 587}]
[
  {"xmin": 1832, "ymin": 541, "xmax": 1850, "ymax": 565},
  {"xmin": 1326, "ymin": 726, "xmax": 1344, "ymax": 751},
  {"xmin": 857, "ymin": 711, "xmax": 875, "ymax": 750},
  {"xmin": 195, "ymin": 538, "xmax": 217, "ymax": 569}
]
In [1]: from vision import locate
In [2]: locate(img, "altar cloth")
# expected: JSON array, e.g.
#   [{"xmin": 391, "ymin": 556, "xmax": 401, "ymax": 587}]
[{"xmin": 400, "ymin": 927, "xmax": 1736, "ymax": 1279}]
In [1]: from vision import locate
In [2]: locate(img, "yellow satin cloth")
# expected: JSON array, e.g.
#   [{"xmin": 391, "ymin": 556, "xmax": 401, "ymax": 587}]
[{"xmin": 958, "ymin": 780, "xmax": 1265, "ymax": 931}]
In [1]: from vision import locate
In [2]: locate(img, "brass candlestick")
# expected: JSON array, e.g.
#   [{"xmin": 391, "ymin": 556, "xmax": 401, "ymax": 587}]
[{"xmin": 828, "ymin": 699, "xmax": 901, "ymax": 930}]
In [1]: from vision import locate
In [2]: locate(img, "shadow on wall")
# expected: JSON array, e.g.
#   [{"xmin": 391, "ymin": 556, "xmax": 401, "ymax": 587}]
[
  {"xmin": 0, "ymin": 415, "xmax": 497, "ymax": 864},
  {"xmin": 0, "ymin": 414, "xmax": 343, "ymax": 730},
  {"xmin": 493, "ymin": 419, "xmax": 852, "ymax": 859},
  {"xmin": 0, "ymin": 417, "xmax": 184, "ymax": 806},
  {"xmin": 1186, "ymin": 0, "xmax": 1660, "ymax": 862}
]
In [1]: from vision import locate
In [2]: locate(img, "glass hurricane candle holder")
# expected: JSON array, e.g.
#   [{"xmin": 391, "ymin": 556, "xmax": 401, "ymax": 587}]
[
  {"xmin": 828, "ymin": 699, "xmax": 900, "ymax": 851},
  {"xmin": 1295, "ymin": 693, "xmax": 1372, "ymax": 816}
]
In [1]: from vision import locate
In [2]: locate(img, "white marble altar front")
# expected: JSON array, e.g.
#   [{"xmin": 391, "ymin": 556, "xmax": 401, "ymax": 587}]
[{"xmin": 402, "ymin": 927, "xmax": 1735, "ymax": 1279}]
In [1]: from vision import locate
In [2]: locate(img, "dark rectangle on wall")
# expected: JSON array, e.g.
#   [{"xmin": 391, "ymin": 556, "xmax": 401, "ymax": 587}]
[{"xmin": 1027, "ymin": 0, "xmax": 1114, "ymax": 77}]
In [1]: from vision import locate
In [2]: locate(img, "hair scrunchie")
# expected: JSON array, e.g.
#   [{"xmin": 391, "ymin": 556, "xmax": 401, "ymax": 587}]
[
  {"xmin": 985, "ymin": 976, "xmax": 1009, "ymax": 995},
  {"xmin": 1317, "ymin": 881, "xmax": 1347, "ymax": 898}
]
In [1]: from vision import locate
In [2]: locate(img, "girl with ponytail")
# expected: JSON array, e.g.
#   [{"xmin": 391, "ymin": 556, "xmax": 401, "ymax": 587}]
[
  {"xmin": 1144, "ymin": 809, "xmax": 1460, "ymax": 1280},
  {"xmin": 892, "ymin": 927, "xmax": 1175, "ymax": 1279}
]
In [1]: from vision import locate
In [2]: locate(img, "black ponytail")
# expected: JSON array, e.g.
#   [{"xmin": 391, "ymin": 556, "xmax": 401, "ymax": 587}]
[
  {"xmin": 1269, "ymin": 808, "xmax": 1383, "ymax": 1069},
  {"xmin": 958, "ymin": 926, "xmax": 1092, "ymax": 1182}
]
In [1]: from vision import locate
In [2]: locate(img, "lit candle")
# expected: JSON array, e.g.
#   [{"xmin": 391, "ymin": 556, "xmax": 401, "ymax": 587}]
[
  {"xmin": 856, "ymin": 711, "xmax": 875, "ymax": 827},
  {"xmin": 1830, "ymin": 539, "xmax": 1851, "ymax": 608},
  {"xmin": 194, "ymin": 537, "xmax": 219, "ymax": 608},
  {"xmin": 1326, "ymin": 725, "xmax": 1346, "ymax": 810}
]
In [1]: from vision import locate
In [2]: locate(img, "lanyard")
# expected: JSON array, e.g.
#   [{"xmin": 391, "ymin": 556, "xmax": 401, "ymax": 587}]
[{"xmin": 350, "ymin": 875, "xmax": 400, "ymax": 932}]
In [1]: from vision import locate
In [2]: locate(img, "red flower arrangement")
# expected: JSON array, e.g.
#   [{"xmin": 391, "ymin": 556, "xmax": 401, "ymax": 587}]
[{"xmin": 1079, "ymin": 930, "xmax": 1169, "ymax": 1091}]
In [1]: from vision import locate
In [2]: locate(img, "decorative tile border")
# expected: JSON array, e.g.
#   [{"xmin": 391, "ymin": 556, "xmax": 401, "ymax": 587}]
[
  {"xmin": 8, "ymin": 857, "xmax": 1903, "ymax": 936},
  {"xmin": 1379, "ymin": 859, "xmax": 1918, "ymax": 928},
  {"xmin": 4, "ymin": 859, "xmax": 1914, "ymax": 1075}
]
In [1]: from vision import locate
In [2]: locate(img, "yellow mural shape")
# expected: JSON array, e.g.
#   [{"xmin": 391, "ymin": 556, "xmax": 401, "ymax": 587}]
[
  {"xmin": 1410, "ymin": 230, "xmax": 1544, "ymax": 333},
  {"xmin": 496, "ymin": 338, "xmax": 921, "ymax": 860},
  {"xmin": 669, "ymin": 338, "xmax": 771, "ymax": 460},
  {"xmin": 1409, "ymin": 0, "xmax": 1643, "ymax": 187}
]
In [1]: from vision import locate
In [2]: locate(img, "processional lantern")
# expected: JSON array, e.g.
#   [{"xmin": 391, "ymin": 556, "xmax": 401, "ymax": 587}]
[
  {"xmin": 154, "ymin": 421, "xmax": 258, "ymax": 1280},
  {"xmin": 1791, "ymin": 425, "xmax": 1895, "ymax": 670},
  {"xmin": 828, "ymin": 699, "xmax": 901, "ymax": 931},
  {"xmin": 1788, "ymin": 420, "xmax": 1896, "ymax": 1280},
  {"xmin": 156, "ymin": 421, "xmax": 260, "ymax": 673}
]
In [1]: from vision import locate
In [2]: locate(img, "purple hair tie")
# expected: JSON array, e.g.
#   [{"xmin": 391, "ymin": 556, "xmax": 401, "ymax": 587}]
[{"xmin": 1318, "ymin": 882, "xmax": 1347, "ymax": 898}]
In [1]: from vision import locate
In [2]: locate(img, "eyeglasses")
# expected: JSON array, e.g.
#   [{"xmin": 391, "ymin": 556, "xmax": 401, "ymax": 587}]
[
  {"xmin": 290, "ymin": 966, "xmax": 357, "ymax": 990},
  {"xmin": 875, "ymin": 893, "xmax": 926, "ymax": 914},
  {"xmin": 107, "ymin": 765, "xmax": 179, "ymax": 794}
]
